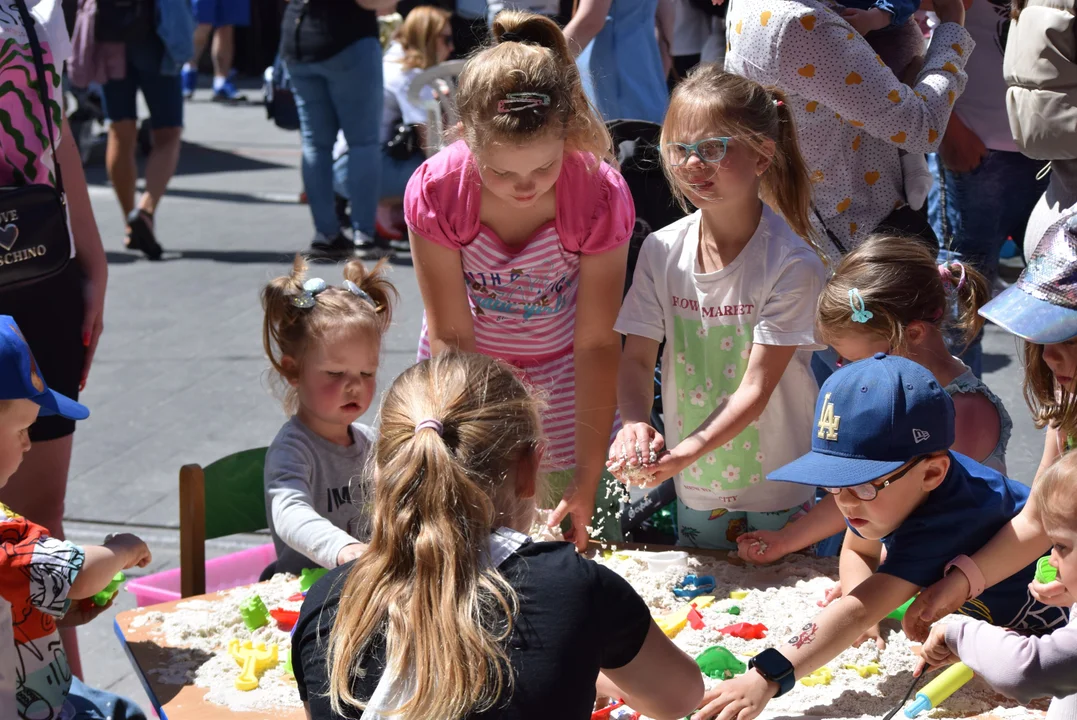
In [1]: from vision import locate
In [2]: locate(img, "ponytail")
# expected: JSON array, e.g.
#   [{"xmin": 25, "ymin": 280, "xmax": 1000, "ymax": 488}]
[
  {"xmin": 762, "ymin": 87, "xmax": 816, "ymax": 244},
  {"xmin": 938, "ymin": 257, "xmax": 989, "ymax": 350},
  {"xmin": 261, "ymin": 255, "xmax": 398, "ymax": 412},
  {"xmin": 456, "ymin": 10, "xmax": 614, "ymax": 168},
  {"xmin": 327, "ymin": 353, "xmax": 544, "ymax": 720}
]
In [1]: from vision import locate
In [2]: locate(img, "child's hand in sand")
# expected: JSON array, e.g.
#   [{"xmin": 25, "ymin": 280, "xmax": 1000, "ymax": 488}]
[
  {"xmin": 736, "ymin": 530, "xmax": 787, "ymax": 565},
  {"xmin": 917, "ymin": 621, "xmax": 959, "ymax": 673},
  {"xmin": 817, "ymin": 581, "xmax": 843, "ymax": 607},
  {"xmin": 608, "ymin": 423, "xmax": 665, "ymax": 471},
  {"xmin": 853, "ymin": 622, "xmax": 886, "ymax": 651}
]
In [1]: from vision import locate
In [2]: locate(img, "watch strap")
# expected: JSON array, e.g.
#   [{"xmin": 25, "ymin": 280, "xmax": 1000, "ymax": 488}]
[
  {"xmin": 748, "ymin": 648, "xmax": 796, "ymax": 698},
  {"xmin": 944, "ymin": 554, "xmax": 986, "ymax": 600}
]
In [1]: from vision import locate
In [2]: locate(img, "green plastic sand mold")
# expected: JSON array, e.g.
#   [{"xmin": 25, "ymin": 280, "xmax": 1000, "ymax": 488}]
[
  {"xmin": 240, "ymin": 595, "xmax": 270, "ymax": 630},
  {"xmin": 886, "ymin": 596, "xmax": 915, "ymax": 621},
  {"xmin": 1036, "ymin": 556, "xmax": 1058, "ymax": 584},
  {"xmin": 91, "ymin": 572, "xmax": 126, "ymax": 607},
  {"xmin": 695, "ymin": 645, "xmax": 746, "ymax": 680},
  {"xmin": 300, "ymin": 567, "xmax": 329, "ymax": 592}
]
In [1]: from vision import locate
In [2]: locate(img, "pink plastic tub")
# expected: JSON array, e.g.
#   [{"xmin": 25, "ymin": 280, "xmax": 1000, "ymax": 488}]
[{"xmin": 126, "ymin": 543, "xmax": 278, "ymax": 607}]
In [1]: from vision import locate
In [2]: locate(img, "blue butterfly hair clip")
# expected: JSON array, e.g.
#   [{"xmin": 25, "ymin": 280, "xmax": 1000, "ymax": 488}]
[
  {"xmin": 291, "ymin": 277, "xmax": 376, "ymax": 310},
  {"xmin": 848, "ymin": 288, "xmax": 873, "ymax": 324}
]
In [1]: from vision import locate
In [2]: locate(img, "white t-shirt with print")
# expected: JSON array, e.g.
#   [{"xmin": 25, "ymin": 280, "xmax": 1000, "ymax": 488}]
[{"xmin": 616, "ymin": 206, "xmax": 825, "ymax": 512}]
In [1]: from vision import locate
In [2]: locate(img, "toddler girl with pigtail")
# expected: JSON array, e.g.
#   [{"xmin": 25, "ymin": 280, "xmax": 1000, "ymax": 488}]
[
  {"xmin": 260, "ymin": 256, "xmax": 398, "ymax": 577},
  {"xmin": 738, "ymin": 234, "xmax": 1011, "ymax": 566}
]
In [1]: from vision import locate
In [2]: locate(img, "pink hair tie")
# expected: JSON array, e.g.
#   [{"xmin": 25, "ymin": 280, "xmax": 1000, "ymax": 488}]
[
  {"xmin": 414, "ymin": 419, "xmax": 444, "ymax": 436},
  {"xmin": 937, "ymin": 261, "xmax": 967, "ymax": 291}
]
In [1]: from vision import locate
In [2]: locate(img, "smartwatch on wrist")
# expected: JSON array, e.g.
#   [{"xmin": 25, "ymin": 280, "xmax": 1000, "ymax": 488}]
[{"xmin": 748, "ymin": 648, "xmax": 796, "ymax": 698}]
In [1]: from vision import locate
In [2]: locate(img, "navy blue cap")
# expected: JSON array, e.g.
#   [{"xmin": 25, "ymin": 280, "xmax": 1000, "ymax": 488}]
[
  {"xmin": 0, "ymin": 317, "xmax": 88, "ymax": 420},
  {"xmin": 768, "ymin": 353, "xmax": 953, "ymax": 487}
]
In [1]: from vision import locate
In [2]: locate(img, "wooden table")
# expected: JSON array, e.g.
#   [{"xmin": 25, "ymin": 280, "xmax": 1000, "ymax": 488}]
[{"xmin": 114, "ymin": 585, "xmax": 304, "ymax": 720}]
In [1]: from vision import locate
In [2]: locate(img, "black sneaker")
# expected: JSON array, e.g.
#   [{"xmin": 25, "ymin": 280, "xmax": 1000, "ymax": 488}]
[
  {"xmin": 125, "ymin": 209, "xmax": 163, "ymax": 260},
  {"xmin": 308, "ymin": 233, "xmax": 356, "ymax": 263}
]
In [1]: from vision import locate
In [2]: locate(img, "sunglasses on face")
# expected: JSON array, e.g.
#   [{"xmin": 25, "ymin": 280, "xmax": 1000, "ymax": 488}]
[
  {"xmin": 663, "ymin": 137, "xmax": 732, "ymax": 167},
  {"xmin": 823, "ymin": 456, "xmax": 927, "ymax": 502}
]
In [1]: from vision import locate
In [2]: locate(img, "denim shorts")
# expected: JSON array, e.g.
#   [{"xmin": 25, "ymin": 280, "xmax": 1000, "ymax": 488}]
[
  {"xmin": 192, "ymin": 0, "xmax": 251, "ymax": 27},
  {"xmin": 102, "ymin": 38, "xmax": 184, "ymax": 128}
]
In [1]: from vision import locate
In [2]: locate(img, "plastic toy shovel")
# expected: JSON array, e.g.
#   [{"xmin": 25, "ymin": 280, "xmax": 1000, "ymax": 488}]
[{"xmin": 904, "ymin": 663, "xmax": 973, "ymax": 718}]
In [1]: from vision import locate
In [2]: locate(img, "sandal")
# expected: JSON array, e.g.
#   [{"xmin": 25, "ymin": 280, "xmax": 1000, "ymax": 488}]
[{"xmin": 125, "ymin": 208, "xmax": 163, "ymax": 261}]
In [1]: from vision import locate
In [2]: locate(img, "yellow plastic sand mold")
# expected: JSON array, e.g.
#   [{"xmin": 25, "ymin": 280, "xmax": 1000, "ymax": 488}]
[
  {"xmin": 228, "ymin": 638, "xmax": 279, "ymax": 691},
  {"xmin": 843, "ymin": 662, "xmax": 880, "ymax": 678},
  {"xmin": 655, "ymin": 596, "xmax": 715, "ymax": 637},
  {"xmin": 729, "ymin": 589, "xmax": 750, "ymax": 600},
  {"xmin": 800, "ymin": 667, "xmax": 833, "ymax": 687}
]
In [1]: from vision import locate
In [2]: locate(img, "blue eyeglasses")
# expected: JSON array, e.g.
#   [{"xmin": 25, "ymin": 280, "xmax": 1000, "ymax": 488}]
[{"xmin": 663, "ymin": 137, "xmax": 732, "ymax": 166}]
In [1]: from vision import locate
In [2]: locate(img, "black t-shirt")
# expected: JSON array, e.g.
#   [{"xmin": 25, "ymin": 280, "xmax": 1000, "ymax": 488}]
[
  {"xmin": 279, "ymin": 0, "xmax": 378, "ymax": 64},
  {"xmin": 293, "ymin": 542, "xmax": 652, "ymax": 719}
]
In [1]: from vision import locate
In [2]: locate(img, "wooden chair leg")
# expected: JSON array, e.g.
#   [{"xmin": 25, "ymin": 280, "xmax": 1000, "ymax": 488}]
[{"xmin": 179, "ymin": 465, "xmax": 207, "ymax": 598}]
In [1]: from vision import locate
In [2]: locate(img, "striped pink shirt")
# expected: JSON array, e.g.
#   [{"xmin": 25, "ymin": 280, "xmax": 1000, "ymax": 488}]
[{"xmin": 407, "ymin": 141, "xmax": 635, "ymax": 470}]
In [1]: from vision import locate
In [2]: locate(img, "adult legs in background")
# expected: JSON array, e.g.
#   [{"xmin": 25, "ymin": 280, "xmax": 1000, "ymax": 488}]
[
  {"xmin": 288, "ymin": 60, "xmax": 348, "ymax": 252},
  {"xmin": 185, "ymin": 0, "xmax": 249, "ymax": 100},
  {"xmin": 103, "ymin": 37, "xmax": 183, "ymax": 260},
  {"xmin": 928, "ymin": 151, "xmax": 1048, "ymax": 377},
  {"xmin": 327, "ymin": 38, "xmax": 384, "ymax": 243}
]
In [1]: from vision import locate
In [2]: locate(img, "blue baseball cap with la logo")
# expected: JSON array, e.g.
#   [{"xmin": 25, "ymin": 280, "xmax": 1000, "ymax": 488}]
[
  {"xmin": 0, "ymin": 316, "xmax": 88, "ymax": 420},
  {"xmin": 768, "ymin": 353, "xmax": 954, "ymax": 487}
]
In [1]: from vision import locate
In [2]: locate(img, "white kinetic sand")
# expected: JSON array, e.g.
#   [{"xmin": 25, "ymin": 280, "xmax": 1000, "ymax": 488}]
[
  {"xmin": 594, "ymin": 550, "xmax": 1048, "ymax": 720},
  {"xmin": 125, "ymin": 573, "xmax": 305, "ymax": 712}
]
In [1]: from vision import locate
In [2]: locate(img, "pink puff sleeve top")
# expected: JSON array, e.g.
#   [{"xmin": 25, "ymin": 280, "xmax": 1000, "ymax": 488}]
[{"xmin": 405, "ymin": 140, "xmax": 635, "ymax": 470}]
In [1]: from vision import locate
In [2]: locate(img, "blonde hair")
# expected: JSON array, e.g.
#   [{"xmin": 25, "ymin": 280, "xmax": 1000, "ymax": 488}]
[
  {"xmin": 261, "ymin": 256, "xmax": 397, "ymax": 413},
  {"xmin": 455, "ymin": 10, "xmax": 614, "ymax": 167},
  {"xmin": 1024, "ymin": 341, "xmax": 1077, "ymax": 437},
  {"xmin": 326, "ymin": 352, "xmax": 545, "ymax": 719},
  {"xmin": 817, "ymin": 234, "xmax": 989, "ymax": 353},
  {"xmin": 661, "ymin": 67, "xmax": 816, "ymax": 244},
  {"xmin": 1035, "ymin": 450, "xmax": 1077, "ymax": 533},
  {"xmin": 395, "ymin": 6, "xmax": 451, "ymax": 71}
]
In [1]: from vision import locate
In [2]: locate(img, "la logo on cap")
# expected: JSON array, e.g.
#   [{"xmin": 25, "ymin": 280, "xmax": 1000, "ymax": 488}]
[
  {"xmin": 817, "ymin": 392, "xmax": 840, "ymax": 441},
  {"xmin": 912, "ymin": 429, "xmax": 931, "ymax": 444}
]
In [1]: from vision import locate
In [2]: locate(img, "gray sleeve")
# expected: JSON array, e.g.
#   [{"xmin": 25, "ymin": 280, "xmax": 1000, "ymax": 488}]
[
  {"xmin": 945, "ymin": 615, "xmax": 1077, "ymax": 703},
  {"xmin": 265, "ymin": 432, "xmax": 359, "ymax": 569}
]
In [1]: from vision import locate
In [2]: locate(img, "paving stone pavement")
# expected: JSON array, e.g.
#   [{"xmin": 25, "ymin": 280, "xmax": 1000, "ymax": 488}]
[{"xmin": 70, "ymin": 96, "xmax": 1043, "ymax": 710}]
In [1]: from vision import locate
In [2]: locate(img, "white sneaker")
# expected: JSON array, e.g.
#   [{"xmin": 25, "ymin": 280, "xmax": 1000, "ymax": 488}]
[{"xmin": 902, "ymin": 152, "xmax": 933, "ymax": 211}]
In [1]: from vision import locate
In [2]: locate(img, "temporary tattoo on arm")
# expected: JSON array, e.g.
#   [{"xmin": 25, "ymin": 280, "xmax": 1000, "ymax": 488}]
[{"xmin": 788, "ymin": 622, "xmax": 818, "ymax": 650}]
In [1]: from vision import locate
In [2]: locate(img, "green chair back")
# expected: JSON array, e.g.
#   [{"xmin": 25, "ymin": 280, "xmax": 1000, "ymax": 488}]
[{"xmin": 202, "ymin": 447, "xmax": 268, "ymax": 540}]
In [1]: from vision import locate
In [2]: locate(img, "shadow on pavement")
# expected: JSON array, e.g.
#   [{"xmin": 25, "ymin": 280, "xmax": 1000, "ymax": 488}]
[
  {"xmin": 85, "ymin": 139, "xmax": 290, "ymax": 184},
  {"xmin": 107, "ymin": 250, "xmax": 415, "ymax": 266}
]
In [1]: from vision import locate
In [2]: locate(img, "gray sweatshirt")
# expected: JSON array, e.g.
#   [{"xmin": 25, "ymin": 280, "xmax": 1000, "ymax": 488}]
[
  {"xmin": 264, "ymin": 416, "xmax": 374, "ymax": 575},
  {"xmin": 945, "ymin": 605, "xmax": 1077, "ymax": 720}
]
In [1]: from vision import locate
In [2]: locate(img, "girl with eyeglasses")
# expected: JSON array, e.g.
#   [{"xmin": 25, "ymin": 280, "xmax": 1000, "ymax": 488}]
[{"xmin": 609, "ymin": 67, "xmax": 828, "ymax": 550}]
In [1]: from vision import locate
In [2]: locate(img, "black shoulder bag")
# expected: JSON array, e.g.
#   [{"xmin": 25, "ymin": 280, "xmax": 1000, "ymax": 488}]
[{"xmin": 0, "ymin": 0, "xmax": 73, "ymax": 288}]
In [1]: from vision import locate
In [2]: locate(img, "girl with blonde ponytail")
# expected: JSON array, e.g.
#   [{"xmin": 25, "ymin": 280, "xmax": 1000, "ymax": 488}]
[
  {"xmin": 260, "ymin": 255, "xmax": 397, "ymax": 577},
  {"xmin": 407, "ymin": 11, "xmax": 635, "ymax": 551},
  {"xmin": 291, "ymin": 352, "xmax": 703, "ymax": 720},
  {"xmin": 612, "ymin": 66, "xmax": 828, "ymax": 551}
]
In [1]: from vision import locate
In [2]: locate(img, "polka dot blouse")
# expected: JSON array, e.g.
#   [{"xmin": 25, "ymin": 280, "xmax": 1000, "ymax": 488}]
[{"xmin": 724, "ymin": 0, "xmax": 975, "ymax": 262}]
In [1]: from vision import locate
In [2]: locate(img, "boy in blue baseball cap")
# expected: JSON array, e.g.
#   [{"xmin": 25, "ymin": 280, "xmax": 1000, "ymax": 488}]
[
  {"xmin": 0, "ymin": 317, "xmax": 154, "ymax": 720},
  {"xmin": 692, "ymin": 353, "xmax": 1067, "ymax": 720}
]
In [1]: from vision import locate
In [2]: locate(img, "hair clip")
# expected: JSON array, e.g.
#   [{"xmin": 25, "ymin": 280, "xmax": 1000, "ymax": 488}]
[
  {"xmin": 497, "ymin": 92, "xmax": 550, "ymax": 114},
  {"xmin": 773, "ymin": 99, "xmax": 784, "ymax": 107},
  {"xmin": 342, "ymin": 280, "xmax": 375, "ymax": 307},
  {"xmin": 848, "ymin": 288, "xmax": 873, "ymax": 324},
  {"xmin": 291, "ymin": 277, "xmax": 329, "ymax": 309}
]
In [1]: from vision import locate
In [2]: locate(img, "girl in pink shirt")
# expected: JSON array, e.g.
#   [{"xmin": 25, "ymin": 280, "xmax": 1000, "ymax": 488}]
[{"xmin": 405, "ymin": 11, "xmax": 635, "ymax": 550}]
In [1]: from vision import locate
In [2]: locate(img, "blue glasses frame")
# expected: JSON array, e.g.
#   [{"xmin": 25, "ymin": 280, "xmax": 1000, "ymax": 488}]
[{"xmin": 663, "ymin": 137, "xmax": 732, "ymax": 166}]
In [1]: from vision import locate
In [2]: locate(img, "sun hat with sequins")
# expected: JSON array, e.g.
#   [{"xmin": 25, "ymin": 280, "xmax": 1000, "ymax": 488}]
[{"xmin": 980, "ymin": 210, "xmax": 1077, "ymax": 344}]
